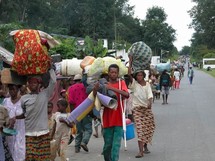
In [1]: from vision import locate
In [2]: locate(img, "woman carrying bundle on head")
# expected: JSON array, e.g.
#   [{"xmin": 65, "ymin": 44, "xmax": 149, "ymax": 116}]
[{"xmin": 127, "ymin": 66, "xmax": 155, "ymax": 158}]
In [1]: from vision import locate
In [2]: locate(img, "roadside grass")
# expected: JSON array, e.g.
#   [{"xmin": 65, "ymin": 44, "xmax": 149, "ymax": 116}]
[{"xmin": 201, "ymin": 69, "xmax": 215, "ymax": 77}]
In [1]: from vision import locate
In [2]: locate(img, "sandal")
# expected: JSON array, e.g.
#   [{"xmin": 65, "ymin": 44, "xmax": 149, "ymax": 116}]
[
  {"xmin": 144, "ymin": 149, "xmax": 151, "ymax": 154},
  {"xmin": 93, "ymin": 134, "xmax": 98, "ymax": 138},
  {"xmin": 135, "ymin": 153, "xmax": 144, "ymax": 158}
]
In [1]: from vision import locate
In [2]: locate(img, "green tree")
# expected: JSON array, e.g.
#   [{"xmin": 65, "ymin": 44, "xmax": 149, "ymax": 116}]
[
  {"xmin": 50, "ymin": 36, "xmax": 108, "ymax": 59},
  {"xmin": 141, "ymin": 6, "xmax": 176, "ymax": 56},
  {"xmin": 0, "ymin": 23, "xmax": 23, "ymax": 51},
  {"xmin": 180, "ymin": 46, "xmax": 191, "ymax": 55},
  {"xmin": 189, "ymin": 0, "xmax": 215, "ymax": 49},
  {"xmin": 0, "ymin": 0, "xmax": 177, "ymax": 61}
]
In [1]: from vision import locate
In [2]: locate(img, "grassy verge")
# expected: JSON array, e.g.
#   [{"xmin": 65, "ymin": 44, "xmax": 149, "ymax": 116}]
[{"xmin": 201, "ymin": 69, "xmax": 215, "ymax": 77}]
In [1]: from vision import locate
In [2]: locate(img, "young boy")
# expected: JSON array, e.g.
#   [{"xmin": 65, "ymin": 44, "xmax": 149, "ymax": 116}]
[
  {"xmin": 51, "ymin": 99, "xmax": 73, "ymax": 161},
  {"xmin": 102, "ymin": 64, "xmax": 129, "ymax": 161},
  {"xmin": 48, "ymin": 101, "xmax": 55, "ymax": 140}
]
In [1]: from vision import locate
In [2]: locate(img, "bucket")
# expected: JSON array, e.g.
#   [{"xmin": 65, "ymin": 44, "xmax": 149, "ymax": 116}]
[{"xmin": 125, "ymin": 123, "xmax": 135, "ymax": 140}]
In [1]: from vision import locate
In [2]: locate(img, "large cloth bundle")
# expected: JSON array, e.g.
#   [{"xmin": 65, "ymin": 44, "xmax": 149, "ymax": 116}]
[
  {"xmin": 155, "ymin": 61, "xmax": 171, "ymax": 73},
  {"xmin": 128, "ymin": 41, "xmax": 152, "ymax": 72},
  {"xmin": 11, "ymin": 29, "xmax": 51, "ymax": 75}
]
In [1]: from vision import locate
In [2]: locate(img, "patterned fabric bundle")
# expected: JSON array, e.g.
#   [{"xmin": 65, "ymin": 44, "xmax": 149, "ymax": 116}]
[
  {"xmin": 11, "ymin": 29, "xmax": 51, "ymax": 75},
  {"xmin": 128, "ymin": 41, "xmax": 152, "ymax": 73}
]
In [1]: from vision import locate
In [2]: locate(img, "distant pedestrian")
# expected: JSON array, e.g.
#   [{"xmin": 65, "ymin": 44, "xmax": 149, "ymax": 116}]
[
  {"xmin": 173, "ymin": 68, "xmax": 181, "ymax": 89},
  {"xmin": 160, "ymin": 70, "xmax": 171, "ymax": 104},
  {"xmin": 170, "ymin": 74, "xmax": 175, "ymax": 90},
  {"xmin": 128, "ymin": 67, "xmax": 155, "ymax": 158},
  {"xmin": 188, "ymin": 67, "xmax": 194, "ymax": 84},
  {"xmin": 181, "ymin": 66, "xmax": 185, "ymax": 77}
]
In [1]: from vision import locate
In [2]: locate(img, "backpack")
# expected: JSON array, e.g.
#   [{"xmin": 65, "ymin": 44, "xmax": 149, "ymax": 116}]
[
  {"xmin": 161, "ymin": 74, "xmax": 169, "ymax": 86},
  {"xmin": 190, "ymin": 70, "xmax": 194, "ymax": 77}
]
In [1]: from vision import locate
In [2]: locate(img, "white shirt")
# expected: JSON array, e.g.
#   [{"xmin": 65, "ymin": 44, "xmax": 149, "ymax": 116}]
[
  {"xmin": 128, "ymin": 79, "xmax": 153, "ymax": 108},
  {"xmin": 174, "ymin": 71, "xmax": 181, "ymax": 81}
]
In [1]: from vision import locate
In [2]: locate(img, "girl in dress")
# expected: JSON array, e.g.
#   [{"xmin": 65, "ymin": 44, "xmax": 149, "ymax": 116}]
[{"xmin": 3, "ymin": 84, "xmax": 25, "ymax": 161}]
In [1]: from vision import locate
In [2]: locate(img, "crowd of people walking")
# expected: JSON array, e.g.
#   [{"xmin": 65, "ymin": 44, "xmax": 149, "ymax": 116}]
[{"xmin": 0, "ymin": 56, "xmax": 195, "ymax": 161}]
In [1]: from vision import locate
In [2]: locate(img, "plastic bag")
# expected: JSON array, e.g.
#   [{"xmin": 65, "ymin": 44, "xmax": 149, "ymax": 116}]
[{"xmin": 88, "ymin": 57, "xmax": 104, "ymax": 77}]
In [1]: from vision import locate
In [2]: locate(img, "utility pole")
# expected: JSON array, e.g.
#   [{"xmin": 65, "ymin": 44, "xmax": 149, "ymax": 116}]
[
  {"xmin": 161, "ymin": 49, "xmax": 169, "ymax": 63},
  {"xmin": 114, "ymin": 3, "xmax": 117, "ymax": 57}
]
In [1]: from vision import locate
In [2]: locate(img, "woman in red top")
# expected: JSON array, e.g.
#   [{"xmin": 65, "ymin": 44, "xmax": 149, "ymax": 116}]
[{"xmin": 102, "ymin": 64, "xmax": 129, "ymax": 161}]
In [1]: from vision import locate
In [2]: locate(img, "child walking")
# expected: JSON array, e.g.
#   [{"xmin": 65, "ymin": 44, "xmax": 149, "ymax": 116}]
[
  {"xmin": 51, "ymin": 99, "xmax": 73, "ymax": 161},
  {"xmin": 3, "ymin": 84, "xmax": 25, "ymax": 161},
  {"xmin": 0, "ymin": 105, "xmax": 14, "ymax": 161}
]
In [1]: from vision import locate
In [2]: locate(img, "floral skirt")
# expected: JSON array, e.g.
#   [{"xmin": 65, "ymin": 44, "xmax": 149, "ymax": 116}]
[{"xmin": 26, "ymin": 133, "xmax": 50, "ymax": 160}]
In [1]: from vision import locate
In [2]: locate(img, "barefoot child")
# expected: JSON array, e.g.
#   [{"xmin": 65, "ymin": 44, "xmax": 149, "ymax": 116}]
[{"xmin": 51, "ymin": 99, "xmax": 73, "ymax": 161}]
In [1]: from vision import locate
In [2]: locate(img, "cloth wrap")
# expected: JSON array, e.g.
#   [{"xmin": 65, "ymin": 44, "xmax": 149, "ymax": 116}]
[
  {"xmin": 128, "ymin": 41, "xmax": 152, "ymax": 73},
  {"xmin": 11, "ymin": 29, "xmax": 51, "ymax": 75}
]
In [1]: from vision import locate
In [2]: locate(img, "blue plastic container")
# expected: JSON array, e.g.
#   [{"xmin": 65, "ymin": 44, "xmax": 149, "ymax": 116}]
[{"xmin": 125, "ymin": 123, "xmax": 135, "ymax": 140}]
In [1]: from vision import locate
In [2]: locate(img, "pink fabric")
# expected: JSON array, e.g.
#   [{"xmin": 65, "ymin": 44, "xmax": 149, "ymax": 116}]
[
  {"xmin": 174, "ymin": 80, "xmax": 180, "ymax": 89},
  {"xmin": 68, "ymin": 83, "xmax": 88, "ymax": 109},
  {"xmin": 49, "ymin": 80, "xmax": 62, "ymax": 112}
]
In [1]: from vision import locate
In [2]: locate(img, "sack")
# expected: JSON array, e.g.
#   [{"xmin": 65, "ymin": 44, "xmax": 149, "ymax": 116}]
[
  {"xmin": 88, "ymin": 57, "xmax": 104, "ymax": 77},
  {"xmin": 80, "ymin": 56, "xmax": 95, "ymax": 69},
  {"xmin": 102, "ymin": 57, "xmax": 127, "ymax": 76}
]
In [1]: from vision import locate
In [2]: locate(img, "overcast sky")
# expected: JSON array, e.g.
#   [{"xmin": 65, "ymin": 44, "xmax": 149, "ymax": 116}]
[{"xmin": 128, "ymin": 0, "xmax": 196, "ymax": 51}]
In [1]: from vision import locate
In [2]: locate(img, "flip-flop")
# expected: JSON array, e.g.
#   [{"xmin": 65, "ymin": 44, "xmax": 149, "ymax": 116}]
[{"xmin": 93, "ymin": 134, "xmax": 98, "ymax": 138}]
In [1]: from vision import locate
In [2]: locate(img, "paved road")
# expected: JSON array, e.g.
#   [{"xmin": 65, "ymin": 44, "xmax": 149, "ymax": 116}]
[{"xmin": 58, "ymin": 68, "xmax": 215, "ymax": 161}]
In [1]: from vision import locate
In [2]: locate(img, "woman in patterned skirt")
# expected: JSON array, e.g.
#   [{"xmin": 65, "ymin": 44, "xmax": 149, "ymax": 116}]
[{"xmin": 128, "ymin": 67, "xmax": 155, "ymax": 158}]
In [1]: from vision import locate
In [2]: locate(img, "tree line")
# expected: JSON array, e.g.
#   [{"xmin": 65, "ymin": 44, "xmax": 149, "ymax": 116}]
[
  {"xmin": 181, "ymin": 0, "xmax": 215, "ymax": 62},
  {"xmin": 1, "ymin": 0, "xmax": 178, "ymax": 59}
]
